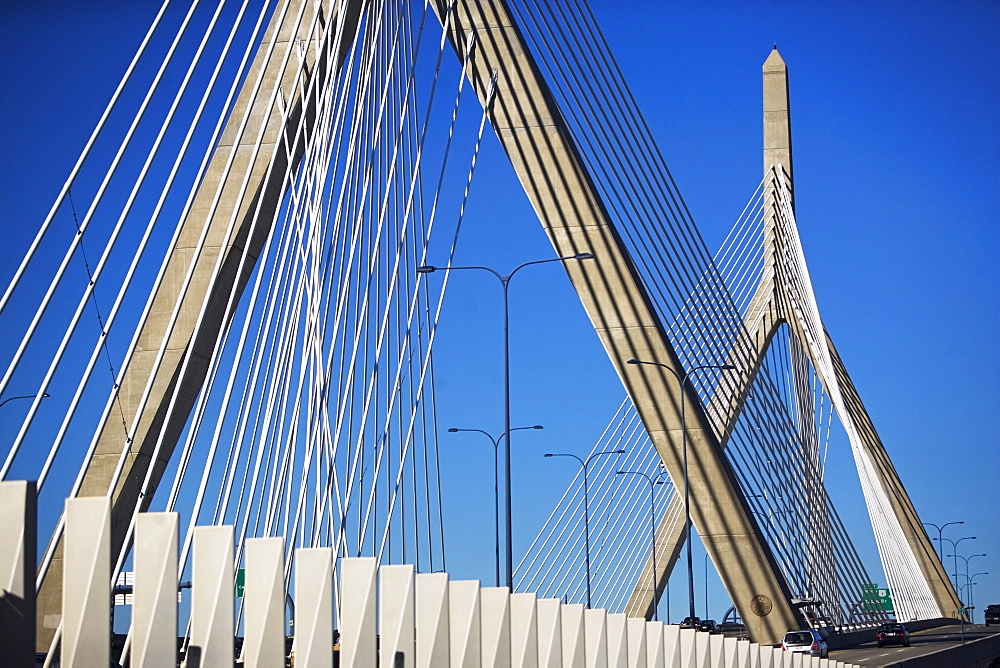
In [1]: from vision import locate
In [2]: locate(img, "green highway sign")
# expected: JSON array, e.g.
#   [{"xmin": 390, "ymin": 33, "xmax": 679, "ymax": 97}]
[
  {"xmin": 861, "ymin": 583, "xmax": 893, "ymax": 612},
  {"xmin": 236, "ymin": 568, "xmax": 245, "ymax": 598}
]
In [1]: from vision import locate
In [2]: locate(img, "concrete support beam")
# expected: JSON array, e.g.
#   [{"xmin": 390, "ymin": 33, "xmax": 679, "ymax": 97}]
[
  {"xmin": 624, "ymin": 496, "xmax": 686, "ymax": 620},
  {"xmin": 431, "ymin": 0, "xmax": 797, "ymax": 644},
  {"xmin": 0, "ymin": 481, "xmax": 36, "ymax": 668}
]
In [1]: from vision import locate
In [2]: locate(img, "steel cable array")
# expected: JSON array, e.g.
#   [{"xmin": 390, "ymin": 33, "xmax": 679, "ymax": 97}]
[
  {"xmin": 0, "ymin": 0, "xmax": 520, "ymax": 645},
  {"xmin": 0, "ymin": 0, "xmax": 940, "ymax": 647}
]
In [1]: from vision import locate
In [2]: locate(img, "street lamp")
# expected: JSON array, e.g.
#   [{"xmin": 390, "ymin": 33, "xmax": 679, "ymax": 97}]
[
  {"xmin": 545, "ymin": 449, "xmax": 625, "ymax": 608},
  {"xmin": 967, "ymin": 572, "xmax": 989, "ymax": 621},
  {"xmin": 626, "ymin": 358, "xmax": 738, "ymax": 622},
  {"xmin": 923, "ymin": 521, "xmax": 964, "ymax": 565},
  {"xmin": 948, "ymin": 553, "xmax": 987, "ymax": 594},
  {"xmin": 0, "ymin": 392, "xmax": 51, "ymax": 410},
  {"xmin": 418, "ymin": 251, "xmax": 593, "ymax": 590},
  {"xmin": 935, "ymin": 536, "xmax": 977, "ymax": 591},
  {"xmin": 616, "ymin": 469, "xmax": 666, "ymax": 620},
  {"xmin": 704, "ymin": 552, "xmax": 710, "ymax": 620},
  {"xmin": 448, "ymin": 425, "xmax": 543, "ymax": 586}
]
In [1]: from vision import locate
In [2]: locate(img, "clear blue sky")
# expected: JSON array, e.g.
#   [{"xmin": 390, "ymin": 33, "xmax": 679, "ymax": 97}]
[{"xmin": 1, "ymin": 0, "xmax": 997, "ymax": 620}]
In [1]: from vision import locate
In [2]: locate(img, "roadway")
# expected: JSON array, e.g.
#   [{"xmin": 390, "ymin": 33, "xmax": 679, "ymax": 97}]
[{"xmin": 829, "ymin": 622, "xmax": 1000, "ymax": 667}]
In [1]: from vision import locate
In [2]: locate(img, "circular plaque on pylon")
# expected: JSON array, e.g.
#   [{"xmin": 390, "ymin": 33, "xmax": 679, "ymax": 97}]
[{"xmin": 750, "ymin": 594, "xmax": 773, "ymax": 617}]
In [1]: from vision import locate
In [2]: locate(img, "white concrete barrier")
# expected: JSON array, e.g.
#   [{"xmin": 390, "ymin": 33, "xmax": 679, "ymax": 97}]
[{"xmin": 2, "ymin": 488, "xmax": 866, "ymax": 668}]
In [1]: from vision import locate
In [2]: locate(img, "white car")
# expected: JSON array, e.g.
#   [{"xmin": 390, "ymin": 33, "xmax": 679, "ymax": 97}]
[{"xmin": 780, "ymin": 629, "xmax": 829, "ymax": 658}]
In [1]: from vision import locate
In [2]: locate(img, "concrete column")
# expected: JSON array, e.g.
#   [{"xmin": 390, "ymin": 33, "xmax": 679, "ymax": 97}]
[
  {"xmin": 341, "ymin": 557, "xmax": 378, "ymax": 668},
  {"xmin": 415, "ymin": 572, "xmax": 450, "ymax": 668},
  {"xmin": 244, "ymin": 537, "xmax": 285, "ymax": 667},
  {"xmin": 536, "ymin": 598, "xmax": 562, "ymax": 668},
  {"xmin": 605, "ymin": 613, "xmax": 627, "ymax": 668},
  {"xmin": 676, "ymin": 628, "xmax": 696, "ymax": 668},
  {"xmin": 481, "ymin": 587, "xmax": 511, "ymax": 668},
  {"xmin": 0, "ymin": 481, "xmax": 36, "ymax": 668},
  {"xmin": 721, "ymin": 635, "xmax": 738, "ymax": 666},
  {"xmin": 510, "ymin": 592, "xmax": 539, "ymax": 668},
  {"xmin": 763, "ymin": 47, "xmax": 793, "ymax": 194},
  {"xmin": 660, "ymin": 624, "xmax": 677, "ymax": 668},
  {"xmin": 63, "ymin": 496, "xmax": 110, "ymax": 668},
  {"xmin": 294, "ymin": 548, "xmax": 333, "ymax": 668},
  {"xmin": 624, "ymin": 618, "xmax": 646, "ymax": 668},
  {"xmin": 584, "ymin": 608, "xmax": 608, "ymax": 668},
  {"xmin": 133, "ymin": 512, "xmax": 178, "ymax": 668},
  {"xmin": 644, "ymin": 621, "xmax": 664, "ymax": 668},
  {"xmin": 449, "ymin": 580, "xmax": 482, "ymax": 668},
  {"xmin": 190, "ymin": 525, "xmax": 234, "ymax": 668},
  {"xmin": 380, "ymin": 564, "xmax": 415, "ymax": 668},
  {"xmin": 560, "ymin": 603, "xmax": 586, "ymax": 668}
]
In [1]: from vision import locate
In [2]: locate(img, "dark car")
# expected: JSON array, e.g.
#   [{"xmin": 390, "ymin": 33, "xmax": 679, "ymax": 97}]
[
  {"xmin": 876, "ymin": 622, "xmax": 910, "ymax": 647},
  {"xmin": 679, "ymin": 616, "xmax": 700, "ymax": 629},
  {"xmin": 698, "ymin": 619, "xmax": 718, "ymax": 633},
  {"xmin": 985, "ymin": 604, "xmax": 1000, "ymax": 626}
]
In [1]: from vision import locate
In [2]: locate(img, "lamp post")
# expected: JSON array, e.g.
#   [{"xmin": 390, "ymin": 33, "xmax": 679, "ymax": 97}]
[
  {"xmin": 616, "ymin": 469, "xmax": 665, "ymax": 620},
  {"xmin": 704, "ymin": 552, "xmax": 710, "ymax": 620},
  {"xmin": 967, "ymin": 572, "xmax": 989, "ymax": 621},
  {"xmin": 935, "ymin": 536, "xmax": 977, "ymax": 591},
  {"xmin": 545, "ymin": 449, "xmax": 625, "ymax": 608},
  {"xmin": 418, "ymin": 252, "xmax": 593, "ymax": 590},
  {"xmin": 948, "ymin": 552, "xmax": 987, "ymax": 596},
  {"xmin": 0, "ymin": 392, "xmax": 51, "ymax": 410},
  {"xmin": 448, "ymin": 424, "xmax": 543, "ymax": 587},
  {"xmin": 923, "ymin": 520, "xmax": 963, "ymax": 565},
  {"xmin": 626, "ymin": 358, "xmax": 737, "ymax": 622}
]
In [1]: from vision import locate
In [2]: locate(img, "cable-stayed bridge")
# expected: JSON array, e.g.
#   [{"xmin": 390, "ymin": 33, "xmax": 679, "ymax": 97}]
[{"xmin": 0, "ymin": 0, "xmax": 981, "ymax": 664}]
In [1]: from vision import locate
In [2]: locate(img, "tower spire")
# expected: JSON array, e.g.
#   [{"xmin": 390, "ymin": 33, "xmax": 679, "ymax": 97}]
[{"xmin": 763, "ymin": 47, "xmax": 793, "ymax": 196}]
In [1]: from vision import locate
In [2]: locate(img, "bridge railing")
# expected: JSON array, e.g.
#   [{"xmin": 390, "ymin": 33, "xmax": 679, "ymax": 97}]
[{"xmin": 1, "ymin": 481, "xmax": 860, "ymax": 666}]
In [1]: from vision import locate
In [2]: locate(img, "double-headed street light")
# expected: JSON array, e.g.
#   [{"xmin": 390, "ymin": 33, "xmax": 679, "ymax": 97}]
[
  {"xmin": 966, "ymin": 572, "xmax": 989, "ymax": 621},
  {"xmin": 935, "ymin": 535, "xmax": 977, "ymax": 591},
  {"xmin": 948, "ymin": 552, "xmax": 987, "ymax": 591},
  {"xmin": 616, "ymin": 468, "xmax": 666, "ymax": 620},
  {"xmin": 448, "ymin": 425, "xmax": 543, "ymax": 587},
  {"xmin": 626, "ymin": 358, "xmax": 738, "ymax": 622},
  {"xmin": 923, "ymin": 520, "xmax": 964, "ymax": 565},
  {"xmin": 418, "ymin": 251, "xmax": 593, "ymax": 590},
  {"xmin": 546, "ymin": 449, "xmax": 625, "ymax": 608}
]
